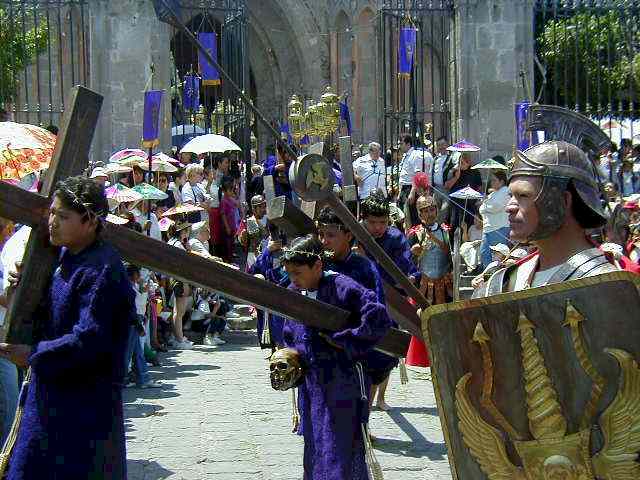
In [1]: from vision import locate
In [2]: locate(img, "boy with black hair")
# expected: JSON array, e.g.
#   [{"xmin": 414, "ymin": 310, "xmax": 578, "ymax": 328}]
[
  {"xmin": 0, "ymin": 176, "xmax": 134, "ymax": 479},
  {"xmin": 280, "ymin": 235, "xmax": 391, "ymax": 480}
]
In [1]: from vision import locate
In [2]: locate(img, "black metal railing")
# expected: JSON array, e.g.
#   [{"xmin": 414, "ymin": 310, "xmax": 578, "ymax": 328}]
[
  {"xmin": 170, "ymin": 0, "xmax": 251, "ymax": 154},
  {"xmin": 534, "ymin": 0, "xmax": 640, "ymax": 135},
  {"xmin": 0, "ymin": 0, "xmax": 88, "ymax": 128},
  {"xmin": 379, "ymin": 0, "xmax": 454, "ymax": 151}
]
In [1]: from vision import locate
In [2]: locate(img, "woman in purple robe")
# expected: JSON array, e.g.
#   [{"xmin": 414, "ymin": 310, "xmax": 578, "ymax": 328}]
[
  {"xmin": 281, "ymin": 235, "xmax": 392, "ymax": 480},
  {"xmin": 0, "ymin": 176, "xmax": 134, "ymax": 480}
]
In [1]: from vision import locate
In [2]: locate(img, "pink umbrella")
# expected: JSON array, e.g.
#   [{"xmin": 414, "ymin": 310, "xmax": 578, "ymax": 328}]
[
  {"xmin": 105, "ymin": 183, "xmax": 143, "ymax": 204},
  {"xmin": 108, "ymin": 148, "xmax": 147, "ymax": 164},
  {"xmin": 447, "ymin": 139, "xmax": 481, "ymax": 152}
]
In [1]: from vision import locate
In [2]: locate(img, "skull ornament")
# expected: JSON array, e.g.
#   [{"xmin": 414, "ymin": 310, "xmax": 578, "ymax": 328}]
[{"xmin": 269, "ymin": 348, "xmax": 304, "ymax": 391}]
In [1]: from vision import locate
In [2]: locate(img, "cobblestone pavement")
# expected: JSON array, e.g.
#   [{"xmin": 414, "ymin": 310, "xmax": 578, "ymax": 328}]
[{"xmin": 124, "ymin": 335, "xmax": 451, "ymax": 480}]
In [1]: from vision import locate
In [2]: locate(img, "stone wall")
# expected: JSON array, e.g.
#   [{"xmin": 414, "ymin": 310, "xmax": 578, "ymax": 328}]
[
  {"xmin": 453, "ymin": 0, "xmax": 535, "ymax": 158},
  {"xmin": 89, "ymin": 0, "xmax": 172, "ymax": 163}
]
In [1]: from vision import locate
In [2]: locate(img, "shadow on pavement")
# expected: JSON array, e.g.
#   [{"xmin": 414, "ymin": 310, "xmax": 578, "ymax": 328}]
[
  {"xmin": 126, "ymin": 459, "xmax": 174, "ymax": 480},
  {"xmin": 374, "ymin": 409, "xmax": 447, "ymax": 460},
  {"xmin": 390, "ymin": 405, "xmax": 439, "ymax": 416}
]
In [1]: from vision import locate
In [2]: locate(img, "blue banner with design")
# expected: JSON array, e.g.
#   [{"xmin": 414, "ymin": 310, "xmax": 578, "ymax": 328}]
[
  {"xmin": 142, "ymin": 90, "xmax": 164, "ymax": 148},
  {"xmin": 183, "ymin": 74, "xmax": 200, "ymax": 111},
  {"xmin": 515, "ymin": 101, "xmax": 531, "ymax": 151},
  {"xmin": 398, "ymin": 27, "xmax": 417, "ymax": 77},
  {"xmin": 198, "ymin": 32, "xmax": 221, "ymax": 86}
]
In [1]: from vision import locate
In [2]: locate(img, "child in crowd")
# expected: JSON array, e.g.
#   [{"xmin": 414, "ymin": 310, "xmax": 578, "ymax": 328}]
[{"xmin": 281, "ymin": 235, "xmax": 392, "ymax": 480}]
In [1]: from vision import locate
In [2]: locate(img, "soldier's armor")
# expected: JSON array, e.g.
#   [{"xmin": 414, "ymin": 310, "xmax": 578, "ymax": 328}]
[
  {"xmin": 246, "ymin": 216, "xmax": 268, "ymax": 255},
  {"xmin": 478, "ymin": 247, "xmax": 618, "ymax": 297}
]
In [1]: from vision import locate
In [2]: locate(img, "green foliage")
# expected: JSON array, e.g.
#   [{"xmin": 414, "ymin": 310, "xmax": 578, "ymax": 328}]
[
  {"xmin": 537, "ymin": 10, "xmax": 639, "ymax": 113},
  {"xmin": 0, "ymin": 4, "xmax": 49, "ymax": 107}
]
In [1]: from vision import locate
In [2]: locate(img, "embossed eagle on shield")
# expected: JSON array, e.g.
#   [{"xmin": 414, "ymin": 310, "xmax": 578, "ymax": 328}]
[{"xmin": 421, "ymin": 272, "xmax": 640, "ymax": 480}]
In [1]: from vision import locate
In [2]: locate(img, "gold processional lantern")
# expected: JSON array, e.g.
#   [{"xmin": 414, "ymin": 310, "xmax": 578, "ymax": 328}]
[
  {"xmin": 305, "ymin": 103, "xmax": 320, "ymax": 138},
  {"xmin": 315, "ymin": 100, "xmax": 329, "ymax": 136},
  {"xmin": 288, "ymin": 94, "xmax": 305, "ymax": 142},
  {"xmin": 320, "ymin": 86, "xmax": 340, "ymax": 134}
]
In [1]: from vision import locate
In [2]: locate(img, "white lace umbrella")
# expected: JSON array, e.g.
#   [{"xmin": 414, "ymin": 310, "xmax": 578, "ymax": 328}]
[{"xmin": 180, "ymin": 134, "xmax": 241, "ymax": 155}]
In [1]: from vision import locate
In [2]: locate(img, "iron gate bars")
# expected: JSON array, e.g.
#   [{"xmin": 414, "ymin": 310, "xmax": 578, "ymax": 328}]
[
  {"xmin": 0, "ymin": 0, "xmax": 88, "ymax": 128},
  {"xmin": 534, "ymin": 0, "xmax": 640, "ymax": 138},
  {"xmin": 379, "ymin": 0, "xmax": 454, "ymax": 156}
]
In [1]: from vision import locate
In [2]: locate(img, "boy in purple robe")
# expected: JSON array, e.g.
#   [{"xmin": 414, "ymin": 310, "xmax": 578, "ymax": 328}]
[
  {"xmin": 354, "ymin": 192, "xmax": 418, "ymax": 409},
  {"xmin": 248, "ymin": 227, "xmax": 288, "ymax": 347},
  {"xmin": 281, "ymin": 235, "xmax": 392, "ymax": 480},
  {"xmin": 0, "ymin": 176, "xmax": 134, "ymax": 480},
  {"xmin": 357, "ymin": 192, "xmax": 419, "ymax": 286}
]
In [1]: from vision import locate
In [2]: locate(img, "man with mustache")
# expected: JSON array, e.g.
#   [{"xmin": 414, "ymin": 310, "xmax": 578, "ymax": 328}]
[{"xmin": 476, "ymin": 141, "xmax": 618, "ymax": 296}]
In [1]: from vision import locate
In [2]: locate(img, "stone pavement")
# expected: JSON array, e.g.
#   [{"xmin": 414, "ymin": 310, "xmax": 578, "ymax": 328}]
[{"xmin": 123, "ymin": 335, "xmax": 451, "ymax": 480}]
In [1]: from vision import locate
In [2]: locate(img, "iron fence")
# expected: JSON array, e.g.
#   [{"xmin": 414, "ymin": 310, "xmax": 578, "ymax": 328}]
[
  {"xmin": 170, "ymin": 0, "xmax": 251, "ymax": 155},
  {"xmin": 0, "ymin": 0, "xmax": 88, "ymax": 128},
  {"xmin": 534, "ymin": 0, "xmax": 640, "ymax": 138},
  {"xmin": 379, "ymin": 0, "xmax": 454, "ymax": 152}
]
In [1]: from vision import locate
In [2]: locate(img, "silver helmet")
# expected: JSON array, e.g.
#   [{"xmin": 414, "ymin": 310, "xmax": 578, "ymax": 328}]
[{"xmin": 509, "ymin": 141, "xmax": 607, "ymax": 240}]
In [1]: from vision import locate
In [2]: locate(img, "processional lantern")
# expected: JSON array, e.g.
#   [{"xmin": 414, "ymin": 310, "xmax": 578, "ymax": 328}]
[
  {"xmin": 320, "ymin": 86, "xmax": 340, "ymax": 134},
  {"xmin": 288, "ymin": 94, "xmax": 305, "ymax": 143}
]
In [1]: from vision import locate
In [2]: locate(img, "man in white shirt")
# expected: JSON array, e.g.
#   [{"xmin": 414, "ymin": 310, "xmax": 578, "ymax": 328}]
[
  {"xmin": 398, "ymin": 134, "xmax": 433, "ymax": 226},
  {"xmin": 188, "ymin": 221, "xmax": 213, "ymax": 258},
  {"xmin": 354, "ymin": 142, "xmax": 387, "ymax": 199}
]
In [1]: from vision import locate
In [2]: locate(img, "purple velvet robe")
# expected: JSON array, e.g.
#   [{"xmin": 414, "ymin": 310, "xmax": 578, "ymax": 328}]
[
  {"xmin": 8, "ymin": 241, "xmax": 134, "ymax": 480},
  {"xmin": 249, "ymin": 245, "xmax": 288, "ymax": 346},
  {"xmin": 366, "ymin": 225, "xmax": 419, "ymax": 286},
  {"xmin": 325, "ymin": 253, "xmax": 399, "ymax": 382},
  {"xmin": 283, "ymin": 273, "xmax": 392, "ymax": 480}
]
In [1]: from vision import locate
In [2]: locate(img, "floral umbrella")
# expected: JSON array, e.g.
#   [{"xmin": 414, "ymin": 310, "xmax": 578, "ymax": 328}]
[
  {"xmin": 0, "ymin": 122, "xmax": 57, "ymax": 180},
  {"xmin": 447, "ymin": 139, "xmax": 481, "ymax": 152},
  {"xmin": 153, "ymin": 152, "xmax": 181, "ymax": 165},
  {"xmin": 119, "ymin": 154, "xmax": 149, "ymax": 167},
  {"xmin": 105, "ymin": 183, "xmax": 143, "ymax": 204},
  {"xmin": 108, "ymin": 148, "xmax": 147, "ymax": 164},
  {"xmin": 105, "ymin": 213, "xmax": 130, "ymax": 225},
  {"xmin": 471, "ymin": 158, "xmax": 509, "ymax": 170},
  {"xmin": 138, "ymin": 159, "xmax": 178, "ymax": 173},
  {"xmin": 161, "ymin": 203, "xmax": 204, "ymax": 217},
  {"xmin": 104, "ymin": 163, "xmax": 133, "ymax": 175},
  {"xmin": 132, "ymin": 182, "xmax": 168, "ymax": 201}
]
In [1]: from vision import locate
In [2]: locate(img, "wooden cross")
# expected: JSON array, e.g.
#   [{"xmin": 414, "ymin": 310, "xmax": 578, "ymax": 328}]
[
  {"xmin": 0, "ymin": 87, "xmax": 409, "ymax": 356},
  {"xmin": 263, "ymin": 175, "xmax": 316, "ymax": 238},
  {"xmin": 1, "ymin": 87, "xmax": 103, "ymax": 343},
  {"xmin": 338, "ymin": 136, "xmax": 358, "ymax": 214}
]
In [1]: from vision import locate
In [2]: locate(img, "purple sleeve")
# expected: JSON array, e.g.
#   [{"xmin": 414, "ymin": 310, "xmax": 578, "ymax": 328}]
[
  {"xmin": 29, "ymin": 266, "xmax": 134, "ymax": 379},
  {"xmin": 329, "ymin": 277, "xmax": 392, "ymax": 358},
  {"xmin": 394, "ymin": 233, "xmax": 420, "ymax": 279}
]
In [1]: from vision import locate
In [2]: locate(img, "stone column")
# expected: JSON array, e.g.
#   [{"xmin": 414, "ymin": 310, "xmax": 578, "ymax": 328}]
[
  {"xmin": 453, "ymin": 0, "xmax": 535, "ymax": 157},
  {"xmin": 88, "ymin": 0, "xmax": 172, "ymax": 163}
]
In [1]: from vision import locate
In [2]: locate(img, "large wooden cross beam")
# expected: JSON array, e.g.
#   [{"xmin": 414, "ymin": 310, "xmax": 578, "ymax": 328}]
[
  {"xmin": 0, "ymin": 181, "xmax": 409, "ymax": 356},
  {"xmin": 1, "ymin": 87, "xmax": 103, "ymax": 343}
]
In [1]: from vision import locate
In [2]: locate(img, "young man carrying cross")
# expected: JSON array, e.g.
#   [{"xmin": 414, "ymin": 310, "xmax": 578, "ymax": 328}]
[{"xmin": 0, "ymin": 176, "xmax": 134, "ymax": 480}]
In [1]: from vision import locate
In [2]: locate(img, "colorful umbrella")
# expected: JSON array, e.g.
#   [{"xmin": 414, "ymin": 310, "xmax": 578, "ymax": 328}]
[
  {"xmin": 158, "ymin": 217, "xmax": 175, "ymax": 232},
  {"xmin": 105, "ymin": 213, "xmax": 130, "ymax": 225},
  {"xmin": 153, "ymin": 152, "xmax": 181, "ymax": 165},
  {"xmin": 108, "ymin": 148, "xmax": 147, "ymax": 164},
  {"xmin": 450, "ymin": 186, "xmax": 484, "ymax": 200},
  {"xmin": 119, "ymin": 154, "xmax": 148, "ymax": 167},
  {"xmin": 0, "ymin": 122, "xmax": 57, "ymax": 180},
  {"xmin": 471, "ymin": 158, "xmax": 509, "ymax": 170},
  {"xmin": 161, "ymin": 203, "xmax": 205, "ymax": 217},
  {"xmin": 132, "ymin": 182, "xmax": 169, "ymax": 201},
  {"xmin": 105, "ymin": 183, "xmax": 143, "ymax": 204},
  {"xmin": 104, "ymin": 163, "xmax": 133, "ymax": 175},
  {"xmin": 180, "ymin": 134, "xmax": 242, "ymax": 155},
  {"xmin": 447, "ymin": 139, "xmax": 481, "ymax": 152},
  {"xmin": 138, "ymin": 159, "xmax": 178, "ymax": 173}
]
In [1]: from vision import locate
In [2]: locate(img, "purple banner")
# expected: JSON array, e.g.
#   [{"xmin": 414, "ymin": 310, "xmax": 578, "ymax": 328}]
[
  {"xmin": 515, "ymin": 101, "xmax": 531, "ymax": 151},
  {"xmin": 183, "ymin": 74, "xmax": 200, "ymax": 111},
  {"xmin": 142, "ymin": 90, "xmax": 164, "ymax": 148},
  {"xmin": 198, "ymin": 32, "xmax": 221, "ymax": 86},
  {"xmin": 398, "ymin": 27, "xmax": 417, "ymax": 76}
]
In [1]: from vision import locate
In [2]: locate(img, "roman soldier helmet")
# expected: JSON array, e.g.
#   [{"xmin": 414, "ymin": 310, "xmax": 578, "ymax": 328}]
[
  {"xmin": 509, "ymin": 141, "xmax": 607, "ymax": 240},
  {"xmin": 416, "ymin": 195, "xmax": 436, "ymax": 211},
  {"xmin": 250, "ymin": 194, "xmax": 266, "ymax": 206}
]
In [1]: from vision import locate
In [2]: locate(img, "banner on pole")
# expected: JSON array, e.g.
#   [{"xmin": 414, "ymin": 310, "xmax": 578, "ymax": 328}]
[
  {"xmin": 198, "ymin": 32, "xmax": 221, "ymax": 86},
  {"xmin": 142, "ymin": 90, "xmax": 164, "ymax": 148},
  {"xmin": 398, "ymin": 27, "xmax": 417, "ymax": 77}
]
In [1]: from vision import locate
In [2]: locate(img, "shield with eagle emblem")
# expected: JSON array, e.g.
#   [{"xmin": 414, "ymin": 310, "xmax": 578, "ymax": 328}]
[{"xmin": 421, "ymin": 271, "xmax": 640, "ymax": 480}]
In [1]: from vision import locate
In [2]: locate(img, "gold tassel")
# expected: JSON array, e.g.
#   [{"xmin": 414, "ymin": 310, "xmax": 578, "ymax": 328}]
[
  {"xmin": 261, "ymin": 312, "xmax": 271, "ymax": 346},
  {"xmin": 399, "ymin": 358, "xmax": 409, "ymax": 385},
  {"xmin": 291, "ymin": 388, "xmax": 300, "ymax": 433},
  {"xmin": 361, "ymin": 423, "xmax": 384, "ymax": 480},
  {"xmin": 0, "ymin": 368, "xmax": 32, "ymax": 477}
]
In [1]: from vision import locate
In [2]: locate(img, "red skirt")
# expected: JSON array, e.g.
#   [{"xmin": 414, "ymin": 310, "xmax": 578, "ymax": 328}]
[{"xmin": 405, "ymin": 335, "xmax": 430, "ymax": 367}]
